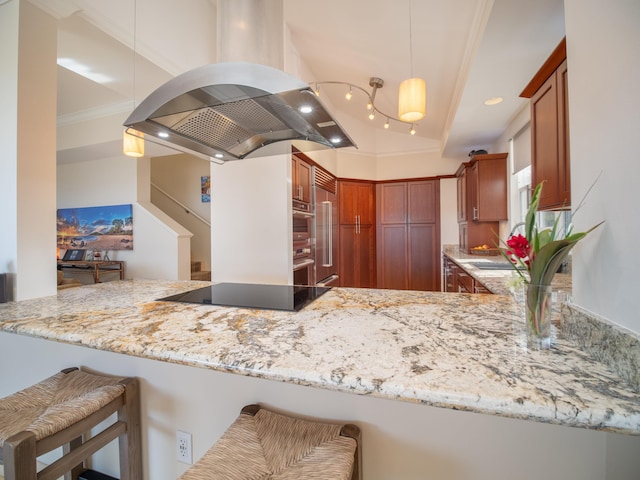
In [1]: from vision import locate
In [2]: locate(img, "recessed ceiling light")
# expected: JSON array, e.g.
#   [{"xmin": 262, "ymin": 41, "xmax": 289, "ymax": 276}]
[
  {"xmin": 299, "ymin": 105, "xmax": 313, "ymax": 114},
  {"xmin": 214, "ymin": 153, "xmax": 224, "ymax": 159},
  {"xmin": 158, "ymin": 132, "xmax": 169, "ymax": 138},
  {"xmin": 330, "ymin": 137, "xmax": 342, "ymax": 144},
  {"xmin": 484, "ymin": 97, "xmax": 504, "ymax": 106}
]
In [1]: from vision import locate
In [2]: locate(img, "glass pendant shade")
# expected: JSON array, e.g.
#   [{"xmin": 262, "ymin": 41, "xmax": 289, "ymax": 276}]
[
  {"xmin": 123, "ymin": 129, "xmax": 144, "ymax": 157},
  {"xmin": 398, "ymin": 77, "xmax": 426, "ymax": 122}
]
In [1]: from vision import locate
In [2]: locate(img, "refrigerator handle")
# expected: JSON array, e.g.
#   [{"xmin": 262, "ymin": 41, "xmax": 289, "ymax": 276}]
[{"xmin": 322, "ymin": 201, "xmax": 332, "ymax": 267}]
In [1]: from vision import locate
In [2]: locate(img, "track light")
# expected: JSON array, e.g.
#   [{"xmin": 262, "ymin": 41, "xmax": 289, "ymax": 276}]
[{"xmin": 310, "ymin": 76, "xmax": 421, "ymax": 136}]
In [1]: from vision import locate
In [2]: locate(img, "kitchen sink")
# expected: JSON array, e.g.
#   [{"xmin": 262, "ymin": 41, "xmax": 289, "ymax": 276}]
[{"xmin": 470, "ymin": 261, "xmax": 524, "ymax": 271}]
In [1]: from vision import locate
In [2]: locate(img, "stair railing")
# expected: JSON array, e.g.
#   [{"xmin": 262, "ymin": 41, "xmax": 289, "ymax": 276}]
[{"xmin": 151, "ymin": 182, "xmax": 211, "ymax": 228}]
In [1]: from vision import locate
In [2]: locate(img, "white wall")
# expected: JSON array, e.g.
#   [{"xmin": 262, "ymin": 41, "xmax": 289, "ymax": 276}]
[
  {"xmin": 210, "ymin": 153, "xmax": 291, "ymax": 285},
  {"xmin": 151, "ymin": 154, "xmax": 211, "ymax": 272},
  {"xmin": 0, "ymin": 1, "xmax": 58, "ymax": 301},
  {"xmin": 57, "ymin": 157, "xmax": 192, "ymax": 281},
  {"xmin": 3, "ymin": 331, "xmax": 639, "ymax": 480},
  {"xmin": 564, "ymin": 0, "xmax": 640, "ymax": 334},
  {"xmin": 440, "ymin": 177, "xmax": 459, "ymax": 247}
]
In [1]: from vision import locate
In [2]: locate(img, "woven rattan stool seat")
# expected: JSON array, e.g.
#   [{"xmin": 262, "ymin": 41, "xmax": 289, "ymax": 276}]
[
  {"xmin": 0, "ymin": 370, "xmax": 124, "ymax": 445},
  {"xmin": 180, "ymin": 404, "xmax": 361, "ymax": 480},
  {"xmin": 0, "ymin": 368, "xmax": 142, "ymax": 480}
]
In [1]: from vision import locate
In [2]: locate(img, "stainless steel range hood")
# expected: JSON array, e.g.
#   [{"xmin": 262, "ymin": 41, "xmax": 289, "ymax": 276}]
[{"xmin": 124, "ymin": 62, "xmax": 355, "ymax": 161}]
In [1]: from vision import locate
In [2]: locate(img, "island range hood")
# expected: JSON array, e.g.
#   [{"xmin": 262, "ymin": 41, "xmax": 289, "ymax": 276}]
[{"xmin": 124, "ymin": 62, "xmax": 355, "ymax": 161}]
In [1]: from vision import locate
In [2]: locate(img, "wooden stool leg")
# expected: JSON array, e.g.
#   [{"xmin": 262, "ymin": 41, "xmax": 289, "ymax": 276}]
[
  {"xmin": 62, "ymin": 435, "xmax": 85, "ymax": 480},
  {"xmin": 118, "ymin": 377, "xmax": 142, "ymax": 480},
  {"xmin": 4, "ymin": 431, "xmax": 37, "ymax": 480}
]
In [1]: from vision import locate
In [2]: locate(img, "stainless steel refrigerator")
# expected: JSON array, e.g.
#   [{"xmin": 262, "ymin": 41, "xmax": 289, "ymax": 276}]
[{"xmin": 312, "ymin": 167, "xmax": 339, "ymax": 286}]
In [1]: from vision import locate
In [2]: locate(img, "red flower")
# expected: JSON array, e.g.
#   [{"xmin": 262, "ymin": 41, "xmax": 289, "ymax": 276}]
[{"xmin": 506, "ymin": 234, "xmax": 530, "ymax": 260}]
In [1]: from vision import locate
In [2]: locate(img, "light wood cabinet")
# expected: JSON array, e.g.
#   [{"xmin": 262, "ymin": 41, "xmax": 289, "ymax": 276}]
[
  {"xmin": 521, "ymin": 38, "xmax": 570, "ymax": 210},
  {"xmin": 338, "ymin": 181, "xmax": 375, "ymax": 288},
  {"xmin": 376, "ymin": 180, "xmax": 440, "ymax": 291}
]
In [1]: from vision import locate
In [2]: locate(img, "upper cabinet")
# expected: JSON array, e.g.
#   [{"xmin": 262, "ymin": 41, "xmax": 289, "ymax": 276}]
[
  {"xmin": 455, "ymin": 153, "xmax": 507, "ymax": 252},
  {"xmin": 292, "ymin": 154, "xmax": 312, "ymax": 204},
  {"xmin": 521, "ymin": 38, "xmax": 570, "ymax": 210},
  {"xmin": 456, "ymin": 153, "xmax": 508, "ymax": 223},
  {"xmin": 339, "ymin": 181, "xmax": 375, "ymax": 226}
]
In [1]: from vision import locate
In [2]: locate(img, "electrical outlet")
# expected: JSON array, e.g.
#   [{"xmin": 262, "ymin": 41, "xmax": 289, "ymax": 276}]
[{"xmin": 176, "ymin": 430, "xmax": 192, "ymax": 464}]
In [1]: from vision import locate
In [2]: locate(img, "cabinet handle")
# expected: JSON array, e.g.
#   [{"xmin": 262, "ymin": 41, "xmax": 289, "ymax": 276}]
[
  {"xmin": 356, "ymin": 215, "xmax": 360, "ymax": 234},
  {"xmin": 473, "ymin": 207, "xmax": 478, "ymax": 221}
]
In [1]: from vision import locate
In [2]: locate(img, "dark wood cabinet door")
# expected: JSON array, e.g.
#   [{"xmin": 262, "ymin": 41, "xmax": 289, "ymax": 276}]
[
  {"xmin": 377, "ymin": 224, "xmax": 408, "ymax": 290},
  {"xmin": 530, "ymin": 59, "xmax": 570, "ymax": 210},
  {"xmin": 378, "ymin": 183, "xmax": 407, "ymax": 224},
  {"xmin": 338, "ymin": 224, "xmax": 375, "ymax": 288},
  {"xmin": 408, "ymin": 224, "xmax": 439, "ymax": 291},
  {"xmin": 409, "ymin": 180, "xmax": 437, "ymax": 224},
  {"xmin": 356, "ymin": 224, "xmax": 376, "ymax": 288},
  {"xmin": 557, "ymin": 59, "xmax": 571, "ymax": 207},
  {"xmin": 531, "ymin": 72, "xmax": 561, "ymax": 209},
  {"xmin": 292, "ymin": 155, "xmax": 311, "ymax": 203},
  {"xmin": 338, "ymin": 225, "xmax": 358, "ymax": 287},
  {"xmin": 339, "ymin": 181, "xmax": 375, "ymax": 225},
  {"xmin": 375, "ymin": 179, "xmax": 440, "ymax": 292},
  {"xmin": 457, "ymin": 172, "xmax": 467, "ymax": 223}
]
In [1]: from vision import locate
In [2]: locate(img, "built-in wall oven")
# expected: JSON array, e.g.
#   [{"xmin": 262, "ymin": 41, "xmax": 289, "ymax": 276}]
[{"xmin": 293, "ymin": 199, "xmax": 314, "ymax": 285}]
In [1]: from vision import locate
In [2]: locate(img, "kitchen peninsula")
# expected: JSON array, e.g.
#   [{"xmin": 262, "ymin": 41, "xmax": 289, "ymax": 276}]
[{"xmin": 1, "ymin": 279, "xmax": 639, "ymax": 479}]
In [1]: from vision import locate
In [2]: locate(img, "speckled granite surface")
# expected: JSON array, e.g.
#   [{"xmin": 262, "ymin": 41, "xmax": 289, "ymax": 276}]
[
  {"xmin": 0, "ymin": 278, "xmax": 638, "ymax": 435},
  {"xmin": 444, "ymin": 245, "xmax": 640, "ymax": 393}
]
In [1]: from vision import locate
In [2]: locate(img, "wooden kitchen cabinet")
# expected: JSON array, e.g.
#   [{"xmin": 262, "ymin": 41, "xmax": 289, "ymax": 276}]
[
  {"xmin": 339, "ymin": 181, "xmax": 375, "ymax": 225},
  {"xmin": 521, "ymin": 38, "xmax": 570, "ymax": 210},
  {"xmin": 376, "ymin": 180, "xmax": 440, "ymax": 291},
  {"xmin": 338, "ymin": 224, "xmax": 375, "ymax": 288},
  {"xmin": 338, "ymin": 180, "xmax": 375, "ymax": 288},
  {"xmin": 292, "ymin": 154, "xmax": 311, "ymax": 204},
  {"xmin": 455, "ymin": 153, "xmax": 507, "ymax": 252},
  {"xmin": 442, "ymin": 255, "xmax": 491, "ymax": 294}
]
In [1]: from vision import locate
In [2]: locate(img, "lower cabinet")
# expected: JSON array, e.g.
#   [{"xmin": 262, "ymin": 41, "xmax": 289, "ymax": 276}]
[
  {"xmin": 338, "ymin": 224, "xmax": 376, "ymax": 288},
  {"xmin": 442, "ymin": 255, "xmax": 491, "ymax": 294}
]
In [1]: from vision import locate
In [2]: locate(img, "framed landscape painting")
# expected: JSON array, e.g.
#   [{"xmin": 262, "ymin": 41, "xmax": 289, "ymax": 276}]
[{"xmin": 57, "ymin": 204, "xmax": 133, "ymax": 251}]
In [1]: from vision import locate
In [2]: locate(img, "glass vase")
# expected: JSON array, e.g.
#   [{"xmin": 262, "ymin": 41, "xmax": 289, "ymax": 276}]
[{"xmin": 523, "ymin": 283, "xmax": 554, "ymax": 349}]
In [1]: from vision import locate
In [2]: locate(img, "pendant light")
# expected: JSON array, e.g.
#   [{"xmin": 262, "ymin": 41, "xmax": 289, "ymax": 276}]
[
  {"xmin": 123, "ymin": 0, "xmax": 144, "ymax": 157},
  {"xmin": 123, "ymin": 129, "xmax": 144, "ymax": 157},
  {"xmin": 398, "ymin": 0, "xmax": 426, "ymax": 122}
]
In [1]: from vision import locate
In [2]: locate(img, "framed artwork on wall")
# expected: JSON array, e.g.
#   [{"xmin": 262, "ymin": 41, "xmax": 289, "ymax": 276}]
[
  {"xmin": 57, "ymin": 204, "xmax": 133, "ymax": 253},
  {"xmin": 201, "ymin": 176, "xmax": 211, "ymax": 203}
]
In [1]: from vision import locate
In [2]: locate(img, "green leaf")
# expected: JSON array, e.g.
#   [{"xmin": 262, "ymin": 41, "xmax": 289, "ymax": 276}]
[{"xmin": 525, "ymin": 183, "xmax": 543, "ymax": 241}]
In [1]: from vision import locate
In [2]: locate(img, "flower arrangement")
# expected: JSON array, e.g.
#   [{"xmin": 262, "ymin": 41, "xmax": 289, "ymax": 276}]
[
  {"xmin": 503, "ymin": 182, "xmax": 603, "ymax": 286},
  {"xmin": 502, "ymin": 181, "xmax": 603, "ymax": 344}
]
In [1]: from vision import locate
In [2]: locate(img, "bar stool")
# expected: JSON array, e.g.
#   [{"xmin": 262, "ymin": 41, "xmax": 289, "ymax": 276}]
[
  {"xmin": 0, "ymin": 367, "xmax": 142, "ymax": 480},
  {"xmin": 179, "ymin": 404, "xmax": 361, "ymax": 480}
]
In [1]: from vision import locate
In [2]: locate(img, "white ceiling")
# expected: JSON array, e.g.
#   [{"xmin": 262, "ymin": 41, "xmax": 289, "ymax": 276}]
[{"xmin": 33, "ymin": 0, "xmax": 566, "ymax": 164}]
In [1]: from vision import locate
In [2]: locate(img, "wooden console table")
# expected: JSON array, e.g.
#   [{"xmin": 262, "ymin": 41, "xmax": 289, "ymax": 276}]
[{"xmin": 57, "ymin": 260, "xmax": 125, "ymax": 283}]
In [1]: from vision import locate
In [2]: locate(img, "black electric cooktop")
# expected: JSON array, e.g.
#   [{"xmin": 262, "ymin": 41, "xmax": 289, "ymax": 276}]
[{"xmin": 158, "ymin": 283, "xmax": 332, "ymax": 312}]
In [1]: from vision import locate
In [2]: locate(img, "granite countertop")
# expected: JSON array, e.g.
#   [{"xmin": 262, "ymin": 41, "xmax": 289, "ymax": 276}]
[
  {"xmin": 442, "ymin": 245, "xmax": 572, "ymax": 295},
  {"xmin": 0, "ymin": 278, "xmax": 639, "ymax": 435}
]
